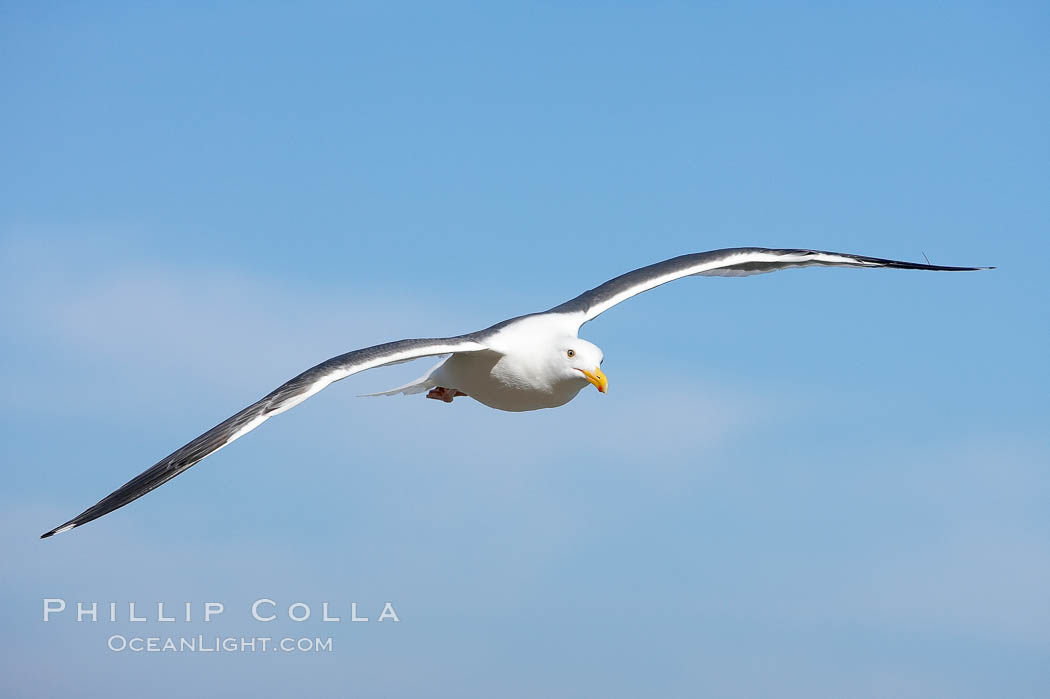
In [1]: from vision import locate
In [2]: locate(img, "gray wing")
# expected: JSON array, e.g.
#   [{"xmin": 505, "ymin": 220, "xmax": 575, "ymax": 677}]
[
  {"xmin": 546, "ymin": 247, "xmax": 991, "ymax": 326},
  {"xmin": 41, "ymin": 336, "xmax": 488, "ymax": 538}
]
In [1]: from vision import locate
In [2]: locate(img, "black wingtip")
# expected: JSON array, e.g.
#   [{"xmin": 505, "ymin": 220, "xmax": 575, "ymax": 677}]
[{"xmin": 40, "ymin": 521, "xmax": 76, "ymax": 539}]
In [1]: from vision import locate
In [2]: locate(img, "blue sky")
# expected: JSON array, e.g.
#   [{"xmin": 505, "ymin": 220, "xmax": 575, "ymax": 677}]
[{"xmin": 2, "ymin": 2, "xmax": 1048, "ymax": 697}]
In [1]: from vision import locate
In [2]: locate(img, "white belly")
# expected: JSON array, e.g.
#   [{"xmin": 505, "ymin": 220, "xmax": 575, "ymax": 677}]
[{"xmin": 432, "ymin": 352, "xmax": 585, "ymax": 412}]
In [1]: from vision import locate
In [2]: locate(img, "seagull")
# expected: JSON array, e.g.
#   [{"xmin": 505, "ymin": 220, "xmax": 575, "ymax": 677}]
[{"xmin": 41, "ymin": 247, "xmax": 989, "ymax": 538}]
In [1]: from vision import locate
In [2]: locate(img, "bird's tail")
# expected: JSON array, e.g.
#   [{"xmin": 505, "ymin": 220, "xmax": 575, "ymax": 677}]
[{"xmin": 358, "ymin": 361, "xmax": 443, "ymax": 398}]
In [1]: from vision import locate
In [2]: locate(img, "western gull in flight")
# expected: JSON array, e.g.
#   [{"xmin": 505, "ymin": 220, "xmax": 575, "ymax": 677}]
[{"xmin": 41, "ymin": 247, "xmax": 989, "ymax": 538}]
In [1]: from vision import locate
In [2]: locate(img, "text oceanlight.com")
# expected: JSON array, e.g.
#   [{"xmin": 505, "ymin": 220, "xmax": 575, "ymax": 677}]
[{"xmin": 107, "ymin": 635, "xmax": 333, "ymax": 653}]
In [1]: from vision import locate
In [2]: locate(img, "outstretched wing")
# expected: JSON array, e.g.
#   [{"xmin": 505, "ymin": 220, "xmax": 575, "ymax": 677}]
[
  {"xmin": 41, "ymin": 336, "xmax": 488, "ymax": 538},
  {"xmin": 546, "ymin": 247, "xmax": 991, "ymax": 327}
]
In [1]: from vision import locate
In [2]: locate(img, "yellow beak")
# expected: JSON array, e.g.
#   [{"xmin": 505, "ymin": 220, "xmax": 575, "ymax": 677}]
[{"xmin": 579, "ymin": 367, "xmax": 608, "ymax": 394}]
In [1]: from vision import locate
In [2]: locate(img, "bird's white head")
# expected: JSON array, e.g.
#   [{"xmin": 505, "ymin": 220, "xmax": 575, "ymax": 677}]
[{"xmin": 559, "ymin": 338, "xmax": 607, "ymax": 394}]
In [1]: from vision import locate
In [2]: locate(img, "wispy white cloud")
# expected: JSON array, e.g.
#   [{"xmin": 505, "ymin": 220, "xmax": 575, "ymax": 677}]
[{"xmin": 1, "ymin": 234, "xmax": 484, "ymax": 414}]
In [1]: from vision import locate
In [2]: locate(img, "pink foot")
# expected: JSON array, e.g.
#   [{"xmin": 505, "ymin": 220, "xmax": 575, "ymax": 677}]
[{"xmin": 426, "ymin": 387, "xmax": 468, "ymax": 403}]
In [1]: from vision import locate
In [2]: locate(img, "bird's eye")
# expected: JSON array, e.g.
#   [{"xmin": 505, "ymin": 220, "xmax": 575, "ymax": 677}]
[{"xmin": 566, "ymin": 349, "xmax": 575, "ymax": 358}]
